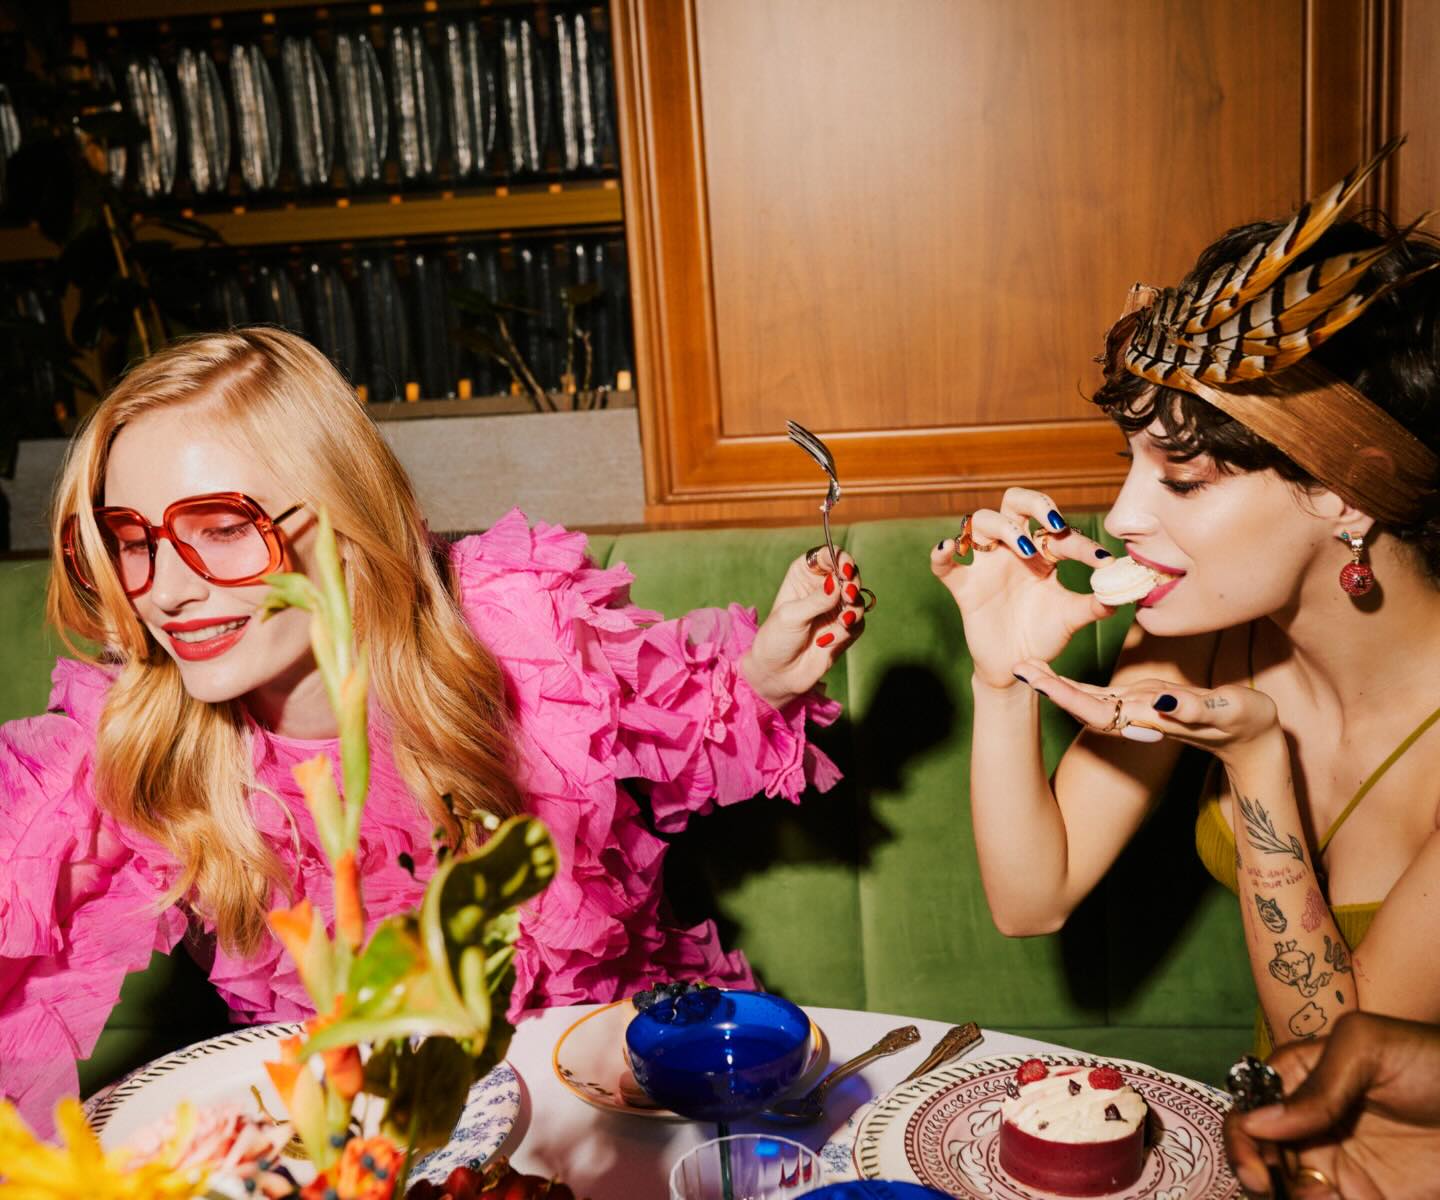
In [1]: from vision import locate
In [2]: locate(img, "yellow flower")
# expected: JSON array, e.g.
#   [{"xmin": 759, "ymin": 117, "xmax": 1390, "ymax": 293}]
[{"xmin": 0, "ymin": 1098, "xmax": 208, "ymax": 1199}]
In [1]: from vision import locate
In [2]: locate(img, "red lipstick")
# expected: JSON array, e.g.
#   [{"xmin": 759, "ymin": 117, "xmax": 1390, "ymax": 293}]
[{"xmin": 161, "ymin": 616, "xmax": 250, "ymax": 662}]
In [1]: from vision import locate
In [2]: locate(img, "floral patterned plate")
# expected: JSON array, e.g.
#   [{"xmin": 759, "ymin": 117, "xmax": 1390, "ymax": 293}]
[
  {"xmin": 851, "ymin": 1054, "xmax": 1238, "ymax": 1199},
  {"xmin": 84, "ymin": 1022, "xmax": 520, "ymax": 1186},
  {"xmin": 551, "ymin": 998, "xmax": 829, "ymax": 1121}
]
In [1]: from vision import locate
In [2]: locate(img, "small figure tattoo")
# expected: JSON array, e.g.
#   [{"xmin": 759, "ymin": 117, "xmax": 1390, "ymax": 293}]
[
  {"xmin": 1301, "ymin": 888, "xmax": 1326, "ymax": 933},
  {"xmin": 1255, "ymin": 894, "xmax": 1287, "ymax": 933},
  {"xmin": 1288, "ymin": 1000, "xmax": 1328, "ymax": 1038},
  {"xmin": 1204, "ymin": 696, "xmax": 1231, "ymax": 709},
  {"xmin": 1238, "ymin": 793, "xmax": 1306, "ymax": 862},
  {"xmin": 1324, "ymin": 934, "xmax": 1353, "ymax": 975},
  {"xmin": 1268, "ymin": 940, "xmax": 1333, "ymax": 998}
]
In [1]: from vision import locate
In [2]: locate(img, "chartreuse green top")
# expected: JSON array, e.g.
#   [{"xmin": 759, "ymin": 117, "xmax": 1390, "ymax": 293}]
[{"xmin": 1195, "ymin": 625, "xmax": 1440, "ymax": 1056}]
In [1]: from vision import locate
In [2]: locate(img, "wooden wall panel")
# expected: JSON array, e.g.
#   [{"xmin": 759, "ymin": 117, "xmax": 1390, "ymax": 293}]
[
  {"xmin": 1396, "ymin": 0, "xmax": 1440, "ymax": 218},
  {"xmin": 615, "ymin": 0, "xmax": 1383, "ymax": 526}
]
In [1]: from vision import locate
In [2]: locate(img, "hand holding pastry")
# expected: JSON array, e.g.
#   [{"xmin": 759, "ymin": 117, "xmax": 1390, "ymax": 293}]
[{"xmin": 931, "ymin": 487, "xmax": 1117, "ymax": 690}]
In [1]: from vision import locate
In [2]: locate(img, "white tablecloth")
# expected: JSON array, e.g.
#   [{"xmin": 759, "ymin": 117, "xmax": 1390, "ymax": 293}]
[{"xmin": 497, "ymin": 1004, "xmax": 1069, "ymax": 1199}]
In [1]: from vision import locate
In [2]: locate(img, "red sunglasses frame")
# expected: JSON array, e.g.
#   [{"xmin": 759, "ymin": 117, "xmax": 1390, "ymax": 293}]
[{"xmin": 64, "ymin": 491, "xmax": 304, "ymax": 598}]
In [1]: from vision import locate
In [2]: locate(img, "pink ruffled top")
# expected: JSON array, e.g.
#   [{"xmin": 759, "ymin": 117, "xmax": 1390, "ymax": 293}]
[{"xmin": 0, "ymin": 511, "xmax": 841, "ymax": 1134}]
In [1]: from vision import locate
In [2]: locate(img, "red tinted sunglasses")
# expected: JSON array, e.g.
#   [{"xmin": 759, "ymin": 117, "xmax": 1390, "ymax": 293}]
[{"xmin": 64, "ymin": 492, "xmax": 305, "ymax": 598}]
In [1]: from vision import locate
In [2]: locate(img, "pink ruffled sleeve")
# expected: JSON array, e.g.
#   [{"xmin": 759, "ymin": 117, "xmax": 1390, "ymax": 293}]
[
  {"xmin": 0, "ymin": 660, "xmax": 184, "ymax": 1136},
  {"xmin": 450, "ymin": 511, "xmax": 841, "ymax": 1011}
]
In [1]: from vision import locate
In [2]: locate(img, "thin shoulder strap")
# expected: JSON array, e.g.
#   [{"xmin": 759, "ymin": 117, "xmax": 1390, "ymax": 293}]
[{"xmin": 1318, "ymin": 701, "xmax": 1440, "ymax": 853}]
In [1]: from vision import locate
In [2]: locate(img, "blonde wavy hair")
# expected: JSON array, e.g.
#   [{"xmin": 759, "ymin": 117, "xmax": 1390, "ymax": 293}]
[{"xmin": 48, "ymin": 327, "xmax": 524, "ymax": 956}]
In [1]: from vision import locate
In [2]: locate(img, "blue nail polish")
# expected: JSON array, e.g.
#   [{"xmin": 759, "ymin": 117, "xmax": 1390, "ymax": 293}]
[
  {"xmin": 1153, "ymin": 694, "xmax": 1178, "ymax": 712},
  {"xmin": 1047, "ymin": 510, "xmax": 1067, "ymax": 531},
  {"xmin": 1017, "ymin": 536, "xmax": 1037, "ymax": 557},
  {"xmin": 1095, "ymin": 548, "xmax": 1112, "ymax": 559}
]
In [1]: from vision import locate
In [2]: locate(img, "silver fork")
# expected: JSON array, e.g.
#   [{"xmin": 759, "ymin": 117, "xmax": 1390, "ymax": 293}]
[{"xmin": 786, "ymin": 420, "xmax": 842, "ymax": 574}]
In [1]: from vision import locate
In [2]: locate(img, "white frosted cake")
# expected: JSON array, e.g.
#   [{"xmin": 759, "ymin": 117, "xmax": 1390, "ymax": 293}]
[{"xmin": 998, "ymin": 1061, "xmax": 1148, "ymax": 1196}]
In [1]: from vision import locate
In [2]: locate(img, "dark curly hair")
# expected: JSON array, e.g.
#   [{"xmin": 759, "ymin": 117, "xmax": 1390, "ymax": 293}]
[{"xmin": 1093, "ymin": 213, "xmax": 1440, "ymax": 581}]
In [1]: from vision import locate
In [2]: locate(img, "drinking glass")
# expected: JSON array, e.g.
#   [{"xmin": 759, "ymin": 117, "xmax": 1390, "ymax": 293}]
[{"xmin": 669, "ymin": 1134, "xmax": 820, "ymax": 1200}]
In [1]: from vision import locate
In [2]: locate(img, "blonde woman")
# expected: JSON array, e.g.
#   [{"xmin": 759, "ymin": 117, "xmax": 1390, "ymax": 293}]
[{"xmin": 0, "ymin": 328, "xmax": 864, "ymax": 1132}]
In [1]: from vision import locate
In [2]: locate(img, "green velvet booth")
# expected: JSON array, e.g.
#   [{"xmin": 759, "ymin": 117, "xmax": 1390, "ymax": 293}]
[{"xmin": 0, "ymin": 515, "xmax": 1256, "ymax": 1098}]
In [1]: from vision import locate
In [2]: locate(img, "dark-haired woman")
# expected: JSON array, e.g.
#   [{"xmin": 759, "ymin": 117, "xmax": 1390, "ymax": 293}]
[{"xmin": 935, "ymin": 150, "xmax": 1440, "ymax": 1064}]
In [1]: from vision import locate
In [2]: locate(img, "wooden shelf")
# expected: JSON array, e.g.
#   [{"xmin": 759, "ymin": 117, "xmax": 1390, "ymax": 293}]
[
  {"xmin": 0, "ymin": 181, "xmax": 623, "ymax": 262},
  {"xmin": 367, "ymin": 388, "xmax": 636, "ymax": 420}
]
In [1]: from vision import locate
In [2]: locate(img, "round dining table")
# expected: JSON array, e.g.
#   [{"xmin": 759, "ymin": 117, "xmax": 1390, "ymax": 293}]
[{"xmin": 497, "ymin": 1003, "xmax": 1069, "ymax": 1199}]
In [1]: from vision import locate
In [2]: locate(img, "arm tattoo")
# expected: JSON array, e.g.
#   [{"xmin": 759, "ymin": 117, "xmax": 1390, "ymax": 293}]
[
  {"xmin": 1324, "ymin": 934, "xmax": 1353, "ymax": 975},
  {"xmin": 1254, "ymin": 894, "xmax": 1286, "ymax": 932},
  {"xmin": 1287, "ymin": 999, "xmax": 1328, "ymax": 1038},
  {"xmin": 1237, "ymin": 793, "xmax": 1305, "ymax": 861},
  {"xmin": 1267, "ymin": 940, "xmax": 1332, "ymax": 997}
]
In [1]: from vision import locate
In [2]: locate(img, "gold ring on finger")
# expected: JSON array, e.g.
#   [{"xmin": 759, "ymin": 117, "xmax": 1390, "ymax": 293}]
[
  {"xmin": 1031, "ymin": 528, "xmax": 1062, "ymax": 565},
  {"xmin": 804, "ymin": 545, "xmax": 830, "ymax": 574},
  {"xmin": 859, "ymin": 587, "xmax": 877, "ymax": 613},
  {"xmin": 1290, "ymin": 1165, "xmax": 1337, "ymax": 1192},
  {"xmin": 952, "ymin": 515, "xmax": 974, "ymax": 558},
  {"xmin": 1098, "ymin": 694, "xmax": 1127, "ymax": 733}
]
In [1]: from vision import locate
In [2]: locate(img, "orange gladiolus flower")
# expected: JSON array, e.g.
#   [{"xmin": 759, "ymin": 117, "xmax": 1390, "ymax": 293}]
[
  {"xmin": 262, "ymin": 1034, "xmax": 305, "ymax": 1110},
  {"xmin": 335, "ymin": 850, "xmax": 365, "ymax": 949},
  {"xmin": 308, "ymin": 998, "xmax": 364, "ymax": 1102},
  {"xmin": 268, "ymin": 900, "xmax": 316, "ymax": 966},
  {"xmin": 300, "ymin": 1135, "xmax": 402, "ymax": 1200}
]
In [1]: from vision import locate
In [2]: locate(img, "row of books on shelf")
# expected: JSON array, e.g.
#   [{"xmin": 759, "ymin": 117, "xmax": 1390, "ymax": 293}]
[
  {"xmin": 0, "ymin": 3, "xmax": 617, "ymax": 212},
  {"xmin": 1, "ymin": 232, "xmax": 634, "ymax": 428}
]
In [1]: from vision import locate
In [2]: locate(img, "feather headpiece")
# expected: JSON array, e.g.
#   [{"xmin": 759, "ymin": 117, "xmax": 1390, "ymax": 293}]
[{"xmin": 1100, "ymin": 137, "xmax": 1439, "ymax": 524}]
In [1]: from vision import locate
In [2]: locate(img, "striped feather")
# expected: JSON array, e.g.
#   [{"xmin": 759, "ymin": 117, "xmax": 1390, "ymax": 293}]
[{"xmin": 1182, "ymin": 136, "xmax": 1405, "ymax": 334}]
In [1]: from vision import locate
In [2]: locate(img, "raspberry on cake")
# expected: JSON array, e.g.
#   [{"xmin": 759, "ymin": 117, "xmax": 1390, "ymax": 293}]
[{"xmin": 998, "ymin": 1063, "xmax": 1148, "ymax": 1196}]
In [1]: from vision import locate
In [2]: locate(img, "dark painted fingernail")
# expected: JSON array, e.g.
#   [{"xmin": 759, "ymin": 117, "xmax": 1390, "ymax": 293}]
[
  {"xmin": 842, "ymin": 562, "xmax": 856, "ymax": 580},
  {"xmin": 1153, "ymin": 694, "xmax": 1178, "ymax": 712},
  {"xmin": 1017, "ymin": 536, "xmax": 1037, "ymax": 557},
  {"xmin": 842, "ymin": 610, "xmax": 857, "ymax": 627},
  {"xmin": 1013, "ymin": 672, "xmax": 1029, "ymax": 684},
  {"xmin": 1047, "ymin": 510, "xmax": 1067, "ymax": 531},
  {"xmin": 845, "ymin": 583, "xmax": 859, "ymax": 601},
  {"xmin": 937, "ymin": 540, "xmax": 948, "ymax": 551},
  {"xmin": 824, "ymin": 575, "xmax": 834, "ymax": 595},
  {"xmin": 816, "ymin": 633, "xmax": 835, "ymax": 648},
  {"xmin": 1095, "ymin": 548, "xmax": 1112, "ymax": 559}
]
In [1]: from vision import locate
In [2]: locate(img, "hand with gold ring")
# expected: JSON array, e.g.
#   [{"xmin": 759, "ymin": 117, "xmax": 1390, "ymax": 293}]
[
  {"xmin": 930, "ymin": 487, "xmax": 1119, "ymax": 691},
  {"xmin": 1008, "ymin": 665, "xmax": 1282, "ymax": 760},
  {"xmin": 743, "ymin": 541, "xmax": 870, "ymax": 710},
  {"xmin": 1225, "ymin": 1011, "xmax": 1440, "ymax": 1200}
]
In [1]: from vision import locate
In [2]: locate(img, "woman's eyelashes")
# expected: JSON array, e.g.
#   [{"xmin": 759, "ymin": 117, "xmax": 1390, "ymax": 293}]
[{"xmin": 1160, "ymin": 476, "xmax": 1209, "ymax": 496}]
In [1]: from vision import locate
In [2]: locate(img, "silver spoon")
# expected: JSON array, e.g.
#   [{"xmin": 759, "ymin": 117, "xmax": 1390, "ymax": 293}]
[{"xmin": 759, "ymin": 1024, "xmax": 920, "ymax": 1125}]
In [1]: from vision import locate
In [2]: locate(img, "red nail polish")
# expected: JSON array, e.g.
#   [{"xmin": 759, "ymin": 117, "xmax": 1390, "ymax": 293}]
[
  {"xmin": 845, "ymin": 584, "xmax": 859, "ymax": 602},
  {"xmin": 842, "ymin": 610, "xmax": 857, "ymax": 627},
  {"xmin": 816, "ymin": 633, "xmax": 835, "ymax": 647},
  {"xmin": 824, "ymin": 576, "xmax": 835, "ymax": 595},
  {"xmin": 842, "ymin": 562, "xmax": 856, "ymax": 580}
]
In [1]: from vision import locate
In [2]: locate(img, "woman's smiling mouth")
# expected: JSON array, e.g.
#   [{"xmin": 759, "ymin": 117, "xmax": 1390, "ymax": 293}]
[{"xmin": 162, "ymin": 616, "xmax": 250, "ymax": 660}]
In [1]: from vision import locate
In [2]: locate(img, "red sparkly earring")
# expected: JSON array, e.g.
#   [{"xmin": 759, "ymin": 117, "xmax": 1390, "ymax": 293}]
[{"xmin": 1338, "ymin": 531, "xmax": 1375, "ymax": 596}]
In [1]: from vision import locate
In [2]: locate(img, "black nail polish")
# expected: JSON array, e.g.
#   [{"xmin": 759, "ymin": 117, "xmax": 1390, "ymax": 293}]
[
  {"xmin": 1017, "ymin": 536, "xmax": 1037, "ymax": 557},
  {"xmin": 1013, "ymin": 672, "xmax": 1029, "ymax": 684},
  {"xmin": 1095, "ymin": 548, "xmax": 1112, "ymax": 559},
  {"xmin": 1047, "ymin": 510, "xmax": 1067, "ymax": 531},
  {"xmin": 937, "ymin": 540, "xmax": 947, "ymax": 552},
  {"xmin": 1153, "ymin": 694, "xmax": 1178, "ymax": 712}
]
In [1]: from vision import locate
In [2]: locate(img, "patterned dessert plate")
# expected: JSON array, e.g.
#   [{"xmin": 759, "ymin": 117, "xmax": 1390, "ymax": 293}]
[
  {"xmin": 84, "ymin": 1022, "xmax": 520, "ymax": 1187},
  {"xmin": 851, "ymin": 1053, "xmax": 1239, "ymax": 1199},
  {"xmin": 552, "ymin": 998, "xmax": 829, "ymax": 1121}
]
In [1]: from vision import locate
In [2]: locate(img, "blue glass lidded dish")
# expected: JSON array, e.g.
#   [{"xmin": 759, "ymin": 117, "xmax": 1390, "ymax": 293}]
[{"xmin": 625, "ymin": 988, "xmax": 811, "ymax": 1123}]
